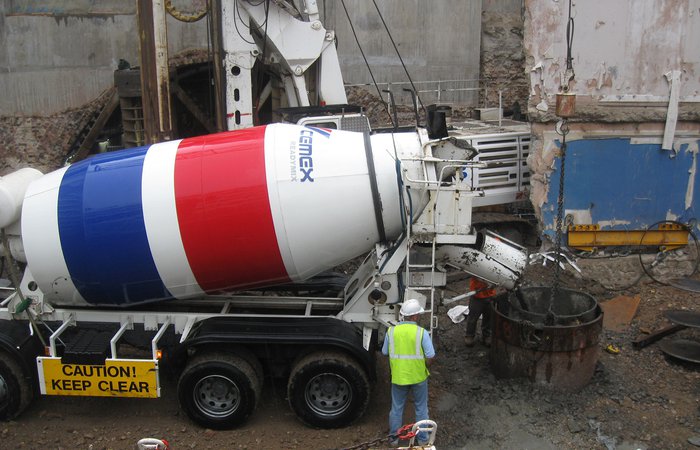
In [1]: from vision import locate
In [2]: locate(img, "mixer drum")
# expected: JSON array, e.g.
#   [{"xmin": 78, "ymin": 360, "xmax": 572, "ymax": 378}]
[{"xmin": 21, "ymin": 124, "xmax": 418, "ymax": 306}]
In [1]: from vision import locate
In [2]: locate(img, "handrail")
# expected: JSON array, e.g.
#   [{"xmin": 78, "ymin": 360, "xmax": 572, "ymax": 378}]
[{"xmin": 345, "ymin": 78, "xmax": 529, "ymax": 108}]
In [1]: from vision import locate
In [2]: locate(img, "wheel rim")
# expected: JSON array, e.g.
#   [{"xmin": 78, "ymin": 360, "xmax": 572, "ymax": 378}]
[
  {"xmin": 193, "ymin": 375, "xmax": 240, "ymax": 418},
  {"xmin": 304, "ymin": 372, "xmax": 352, "ymax": 417}
]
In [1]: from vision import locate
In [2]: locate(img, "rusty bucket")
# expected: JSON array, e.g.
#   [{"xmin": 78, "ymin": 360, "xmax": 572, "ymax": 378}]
[{"xmin": 490, "ymin": 286, "xmax": 603, "ymax": 391}]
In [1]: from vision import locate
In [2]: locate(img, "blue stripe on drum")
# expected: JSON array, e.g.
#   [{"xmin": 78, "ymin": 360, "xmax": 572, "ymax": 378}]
[{"xmin": 57, "ymin": 147, "xmax": 171, "ymax": 305}]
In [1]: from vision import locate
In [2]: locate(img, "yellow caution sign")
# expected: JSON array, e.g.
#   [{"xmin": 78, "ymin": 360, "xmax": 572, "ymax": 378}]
[{"xmin": 37, "ymin": 357, "xmax": 159, "ymax": 398}]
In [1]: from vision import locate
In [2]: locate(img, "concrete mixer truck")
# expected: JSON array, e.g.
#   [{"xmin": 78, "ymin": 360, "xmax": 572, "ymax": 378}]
[{"xmin": 0, "ymin": 119, "xmax": 527, "ymax": 429}]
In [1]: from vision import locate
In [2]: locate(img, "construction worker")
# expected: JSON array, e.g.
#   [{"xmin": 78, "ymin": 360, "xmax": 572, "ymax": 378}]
[
  {"xmin": 382, "ymin": 298, "xmax": 435, "ymax": 445},
  {"xmin": 464, "ymin": 276, "xmax": 498, "ymax": 347}
]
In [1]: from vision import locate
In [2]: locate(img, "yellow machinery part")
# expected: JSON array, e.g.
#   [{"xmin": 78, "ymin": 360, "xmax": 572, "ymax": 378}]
[{"xmin": 567, "ymin": 223, "xmax": 689, "ymax": 252}]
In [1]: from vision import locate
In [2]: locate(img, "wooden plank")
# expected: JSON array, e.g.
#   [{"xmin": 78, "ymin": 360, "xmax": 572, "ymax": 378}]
[
  {"xmin": 137, "ymin": 0, "xmax": 173, "ymax": 144},
  {"xmin": 633, "ymin": 323, "xmax": 685, "ymax": 349},
  {"xmin": 172, "ymin": 84, "xmax": 217, "ymax": 134},
  {"xmin": 67, "ymin": 89, "xmax": 120, "ymax": 163}
]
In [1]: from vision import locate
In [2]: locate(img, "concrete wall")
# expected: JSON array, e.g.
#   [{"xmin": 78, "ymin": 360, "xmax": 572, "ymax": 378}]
[
  {"xmin": 524, "ymin": 0, "xmax": 700, "ymax": 235},
  {"xmin": 323, "ymin": 0, "xmax": 483, "ymax": 106},
  {"xmin": 0, "ymin": 1, "xmax": 512, "ymax": 115},
  {"xmin": 0, "ymin": 1, "xmax": 210, "ymax": 176},
  {"xmin": 0, "ymin": 1, "xmax": 209, "ymax": 116},
  {"xmin": 0, "ymin": 0, "xmax": 517, "ymax": 176}
]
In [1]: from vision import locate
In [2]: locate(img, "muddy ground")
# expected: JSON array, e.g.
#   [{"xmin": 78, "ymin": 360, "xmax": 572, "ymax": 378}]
[{"xmin": 2, "ymin": 256, "xmax": 699, "ymax": 450}]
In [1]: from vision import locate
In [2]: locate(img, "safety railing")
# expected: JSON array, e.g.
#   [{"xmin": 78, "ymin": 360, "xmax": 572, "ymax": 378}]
[{"xmin": 345, "ymin": 79, "xmax": 529, "ymax": 109}]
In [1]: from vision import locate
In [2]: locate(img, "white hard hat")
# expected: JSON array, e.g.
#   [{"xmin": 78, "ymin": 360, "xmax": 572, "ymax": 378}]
[{"xmin": 400, "ymin": 299, "xmax": 425, "ymax": 316}]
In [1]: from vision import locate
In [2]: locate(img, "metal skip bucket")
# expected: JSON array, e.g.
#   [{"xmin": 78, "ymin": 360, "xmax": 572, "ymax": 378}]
[{"xmin": 490, "ymin": 286, "xmax": 603, "ymax": 391}]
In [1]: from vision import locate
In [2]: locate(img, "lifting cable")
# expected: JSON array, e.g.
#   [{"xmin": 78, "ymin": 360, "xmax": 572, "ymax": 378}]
[
  {"xmin": 548, "ymin": 120, "xmax": 569, "ymax": 322},
  {"xmin": 547, "ymin": 0, "xmax": 575, "ymax": 323},
  {"xmin": 253, "ymin": 0, "xmax": 271, "ymax": 118},
  {"xmin": 370, "ymin": 0, "xmax": 426, "ymax": 117},
  {"xmin": 564, "ymin": 0, "xmax": 576, "ymax": 84},
  {"xmin": 205, "ymin": 3, "xmax": 215, "ymax": 125},
  {"xmin": 339, "ymin": 0, "xmax": 395, "ymax": 128},
  {"xmin": 232, "ymin": 0, "xmax": 259, "ymax": 45}
]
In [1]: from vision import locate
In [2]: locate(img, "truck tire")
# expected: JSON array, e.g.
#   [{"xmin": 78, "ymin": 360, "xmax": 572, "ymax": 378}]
[
  {"xmin": 0, "ymin": 352, "xmax": 34, "ymax": 421},
  {"xmin": 230, "ymin": 346, "xmax": 264, "ymax": 388},
  {"xmin": 287, "ymin": 351, "xmax": 369, "ymax": 428},
  {"xmin": 177, "ymin": 352, "xmax": 261, "ymax": 429}
]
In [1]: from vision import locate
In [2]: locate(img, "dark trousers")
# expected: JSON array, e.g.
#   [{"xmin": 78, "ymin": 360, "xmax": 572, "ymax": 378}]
[{"xmin": 465, "ymin": 297, "xmax": 492, "ymax": 338}]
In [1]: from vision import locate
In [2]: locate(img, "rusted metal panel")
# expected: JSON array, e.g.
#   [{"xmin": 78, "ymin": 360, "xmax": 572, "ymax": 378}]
[
  {"xmin": 600, "ymin": 295, "xmax": 640, "ymax": 332},
  {"xmin": 555, "ymin": 93, "xmax": 576, "ymax": 118}
]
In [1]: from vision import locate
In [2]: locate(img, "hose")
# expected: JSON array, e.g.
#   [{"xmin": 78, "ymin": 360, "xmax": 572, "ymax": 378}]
[
  {"xmin": 0, "ymin": 228, "xmax": 48, "ymax": 347},
  {"xmin": 165, "ymin": 0, "xmax": 208, "ymax": 22},
  {"xmin": 583, "ymin": 220, "xmax": 699, "ymax": 291},
  {"xmin": 639, "ymin": 220, "xmax": 700, "ymax": 285}
]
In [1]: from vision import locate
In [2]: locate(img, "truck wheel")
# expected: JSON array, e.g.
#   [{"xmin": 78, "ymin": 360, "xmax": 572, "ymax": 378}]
[
  {"xmin": 287, "ymin": 351, "xmax": 369, "ymax": 428},
  {"xmin": 0, "ymin": 352, "xmax": 34, "ymax": 421},
  {"xmin": 177, "ymin": 352, "xmax": 261, "ymax": 429}
]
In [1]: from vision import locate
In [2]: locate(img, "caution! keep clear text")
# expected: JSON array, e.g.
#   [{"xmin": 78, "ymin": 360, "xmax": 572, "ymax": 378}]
[{"xmin": 38, "ymin": 357, "xmax": 159, "ymax": 398}]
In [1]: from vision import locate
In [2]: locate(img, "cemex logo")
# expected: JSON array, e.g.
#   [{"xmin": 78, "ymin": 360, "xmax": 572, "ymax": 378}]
[{"xmin": 298, "ymin": 127, "xmax": 331, "ymax": 182}]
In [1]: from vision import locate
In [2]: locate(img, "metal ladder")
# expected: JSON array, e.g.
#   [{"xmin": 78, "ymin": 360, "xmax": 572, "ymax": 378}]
[
  {"xmin": 401, "ymin": 150, "xmax": 481, "ymax": 336},
  {"xmin": 403, "ymin": 235, "xmax": 439, "ymax": 335},
  {"xmin": 401, "ymin": 155, "xmax": 448, "ymax": 336}
]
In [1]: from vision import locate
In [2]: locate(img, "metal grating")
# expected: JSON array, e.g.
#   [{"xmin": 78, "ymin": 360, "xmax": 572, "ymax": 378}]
[{"xmin": 467, "ymin": 132, "xmax": 531, "ymax": 207}]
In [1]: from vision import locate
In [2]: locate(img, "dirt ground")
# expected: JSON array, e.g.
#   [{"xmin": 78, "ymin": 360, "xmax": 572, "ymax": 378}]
[
  {"xmin": 2, "ymin": 256, "xmax": 699, "ymax": 450},
  {"xmin": 433, "ymin": 264, "xmax": 700, "ymax": 450}
]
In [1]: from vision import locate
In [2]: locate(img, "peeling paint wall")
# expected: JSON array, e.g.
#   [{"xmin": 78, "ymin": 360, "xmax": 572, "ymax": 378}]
[
  {"xmin": 540, "ymin": 127, "xmax": 700, "ymax": 232},
  {"xmin": 525, "ymin": 0, "xmax": 699, "ymax": 121},
  {"xmin": 524, "ymin": 0, "xmax": 700, "ymax": 236}
]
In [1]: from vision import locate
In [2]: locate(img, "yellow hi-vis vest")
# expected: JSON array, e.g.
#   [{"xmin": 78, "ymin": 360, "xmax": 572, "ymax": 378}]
[{"xmin": 388, "ymin": 323, "xmax": 430, "ymax": 385}]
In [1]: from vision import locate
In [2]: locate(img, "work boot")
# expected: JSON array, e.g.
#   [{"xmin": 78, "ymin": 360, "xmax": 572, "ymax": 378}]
[{"xmin": 464, "ymin": 335, "xmax": 475, "ymax": 347}]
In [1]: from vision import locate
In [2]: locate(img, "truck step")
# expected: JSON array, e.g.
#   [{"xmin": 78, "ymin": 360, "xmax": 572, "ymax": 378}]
[{"xmin": 62, "ymin": 329, "xmax": 113, "ymax": 365}]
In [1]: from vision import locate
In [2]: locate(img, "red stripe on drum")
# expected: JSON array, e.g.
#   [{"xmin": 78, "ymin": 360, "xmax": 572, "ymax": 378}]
[{"xmin": 174, "ymin": 126, "xmax": 290, "ymax": 291}]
